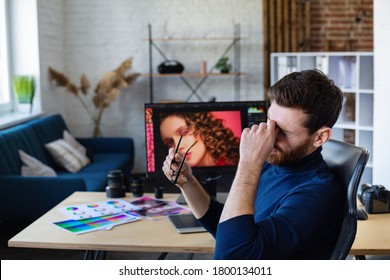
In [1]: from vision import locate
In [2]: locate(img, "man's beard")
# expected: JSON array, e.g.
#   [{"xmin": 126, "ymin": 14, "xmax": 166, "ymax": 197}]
[{"xmin": 266, "ymin": 139, "xmax": 312, "ymax": 166}]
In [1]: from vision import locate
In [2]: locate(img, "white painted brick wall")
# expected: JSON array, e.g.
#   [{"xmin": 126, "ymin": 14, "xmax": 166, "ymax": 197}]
[
  {"xmin": 38, "ymin": 0, "xmax": 66, "ymax": 115},
  {"xmin": 37, "ymin": 0, "xmax": 263, "ymax": 173}
]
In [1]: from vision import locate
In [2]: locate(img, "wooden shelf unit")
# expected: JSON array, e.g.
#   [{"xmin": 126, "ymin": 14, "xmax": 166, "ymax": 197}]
[
  {"xmin": 271, "ymin": 52, "xmax": 374, "ymax": 184},
  {"xmin": 146, "ymin": 24, "xmax": 244, "ymax": 102}
]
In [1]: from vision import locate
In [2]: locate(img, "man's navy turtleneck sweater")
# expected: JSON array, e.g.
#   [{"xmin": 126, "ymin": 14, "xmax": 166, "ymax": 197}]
[{"xmin": 198, "ymin": 147, "xmax": 344, "ymax": 260}]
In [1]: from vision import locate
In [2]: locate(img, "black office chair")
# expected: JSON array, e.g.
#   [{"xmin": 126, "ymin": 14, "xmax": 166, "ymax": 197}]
[{"xmin": 321, "ymin": 139, "xmax": 369, "ymax": 260}]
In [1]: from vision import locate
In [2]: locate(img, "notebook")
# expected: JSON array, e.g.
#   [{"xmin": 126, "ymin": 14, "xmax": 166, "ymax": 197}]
[{"xmin": 168, "ymin": 214, "xmax": 207, "ymax": 234}]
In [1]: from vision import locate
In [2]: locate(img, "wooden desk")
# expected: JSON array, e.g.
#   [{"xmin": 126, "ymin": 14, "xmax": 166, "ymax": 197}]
[
  {"xmin": 8, "ymin": 192, "xmax": 390, "ymax": 257},
  {"xmin": 8, "ymin": 192, "xmax": 215, "ymax": 254},
  {"xmin": 350, "ymin": 211, "xmax": 390, "ymax": 256}
]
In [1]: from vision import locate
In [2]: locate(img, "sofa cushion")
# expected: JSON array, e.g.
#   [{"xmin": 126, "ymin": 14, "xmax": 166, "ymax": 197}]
[
  {"xmin": 28, "ymin": 114, "xmax": 68, "ymax": 143},
  {"xmin": 63, "ymin": 130, "xmax": 87, "ymax": 157},
  {"xmin": 57, "ymin": 171, "xmax": 108, "ymax": 192},
  {"xmin": 45, "ymin": 139, "xmax": 90, "ymax": 173},
  {"xmin": 81, "ymin": 153, "xmax": 132, "ymax": 173},
  {"xmin": 28, "ymin": 114, "xmax": 69, "ymax": 167},
  {"xmin": 0, "ymin": 124, "xmax": 49, "ymax": 175},
  {"xmin": 54, "ymin": 153, "xmax": 133, "ymax": 191},
  {"xmin": 19, "ymin": 150, "xmax": 57, "ymax": 177}
]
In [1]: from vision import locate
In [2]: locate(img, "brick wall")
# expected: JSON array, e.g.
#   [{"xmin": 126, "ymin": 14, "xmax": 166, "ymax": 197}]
[
  {"xmin": 37, "ymin": 0, "xmax": 65, "ymax": 115},
  {"xmin": 310, "ymin": 0, "xmax": 373, "ymax": 51}
]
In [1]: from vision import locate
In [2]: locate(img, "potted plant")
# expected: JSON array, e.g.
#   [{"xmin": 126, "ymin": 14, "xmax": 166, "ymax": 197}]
[
  {"xmin": 215, "ymin": 56, "xmax": 232, "ymax": 73},
  {"xmin": 12, "ymin": 75, "xmax": 35, "ymax": 113}
]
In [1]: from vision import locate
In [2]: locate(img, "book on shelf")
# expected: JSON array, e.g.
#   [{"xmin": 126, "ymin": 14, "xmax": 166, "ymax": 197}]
[{"xmin": 276, "ymin": 56, "xmax": 297, "ymax": 81}]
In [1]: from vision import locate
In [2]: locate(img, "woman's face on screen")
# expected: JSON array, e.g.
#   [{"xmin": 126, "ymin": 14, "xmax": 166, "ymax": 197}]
[{"xmin": 160, "ymin": 115, "xmax": 214, "ymax": 166}]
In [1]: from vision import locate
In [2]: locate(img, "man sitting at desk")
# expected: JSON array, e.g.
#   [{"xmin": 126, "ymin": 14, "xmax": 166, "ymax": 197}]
[{"xmin": 162, "ymin": 69, "xmax": 344, "ymax": 259}]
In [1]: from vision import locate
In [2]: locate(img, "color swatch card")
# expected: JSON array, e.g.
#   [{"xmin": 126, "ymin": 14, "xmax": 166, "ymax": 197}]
[
  {"xmin": 53, "ymin": 212, "xmax": 140, "ymax": 235},
  {"xmin": 58, "ymin": 199, "xmax": 141, "ymax": 220}
]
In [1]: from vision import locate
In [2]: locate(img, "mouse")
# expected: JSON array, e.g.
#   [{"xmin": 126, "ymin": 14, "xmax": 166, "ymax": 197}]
[{"xmin": 357, "ymin": 208, "xmax": 368, "ymax": 220}]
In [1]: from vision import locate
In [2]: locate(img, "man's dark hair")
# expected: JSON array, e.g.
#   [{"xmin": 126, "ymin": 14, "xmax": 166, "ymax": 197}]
[{"xmin": 267, "ymin": 69, "xmax": 343, "ymax": 134}]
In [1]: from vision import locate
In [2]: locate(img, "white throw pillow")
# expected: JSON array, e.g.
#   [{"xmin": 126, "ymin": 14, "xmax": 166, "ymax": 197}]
[
  {"xmin": 19, "ymin": 150, "xmax": 57, "ymax": 177},
  {"xmin": 45, "ymin": 138, "xmax": 90, "ymax": 173},
  {"xmin": 63, "ymin": 130, "xmax": 87, "ymax": 157}
]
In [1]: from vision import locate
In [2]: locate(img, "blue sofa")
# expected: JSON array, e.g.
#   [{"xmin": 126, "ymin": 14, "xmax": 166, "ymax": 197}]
[{"xmin": 0, "ymin": 114, "xmax": 134, "ymax": 224}]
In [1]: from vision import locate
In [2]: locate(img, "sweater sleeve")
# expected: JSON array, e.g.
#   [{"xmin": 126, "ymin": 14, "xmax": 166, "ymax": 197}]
[
  {"xmin": 198, "ymin": 199, "xmax": 224, "ymax": 238},
  {"xmin": 213, "ymin": 184, "xmax": 342, "ymax": 260},
  {"xmin": 214, "ymin": 214, "xmax": 269, "ymax": 259}
]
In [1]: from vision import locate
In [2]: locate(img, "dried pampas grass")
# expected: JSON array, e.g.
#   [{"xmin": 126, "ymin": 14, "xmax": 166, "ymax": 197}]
[{"xmin": 48, "ymin": 57, "xmax": 139, "ymax": 137}]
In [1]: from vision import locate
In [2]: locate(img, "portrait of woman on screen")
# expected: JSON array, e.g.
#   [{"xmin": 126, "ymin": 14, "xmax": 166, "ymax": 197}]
[{"xmin": 159, "ymin": 111, "xmax": 240, "ymax": 167}]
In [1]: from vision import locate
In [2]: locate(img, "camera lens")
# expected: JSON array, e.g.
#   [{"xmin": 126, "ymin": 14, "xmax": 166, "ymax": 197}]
[
  {"xmin": 130, "ymin": 177, "xmax": 144, "ymax": 197},
  {"xmin": 107, "ymin": 170, "xmax": 124, "ymax": 189},
  {"xmin": 358, "ymin": 184, "xmax": 371, "ymax": 205},
  {"xmin": 154, "ymin": 186, "xmax": 164, "ymax": 199}
]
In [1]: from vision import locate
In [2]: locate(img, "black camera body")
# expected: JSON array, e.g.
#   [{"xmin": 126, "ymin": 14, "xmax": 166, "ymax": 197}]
[{"xmin": 358, "ymin": 184, "xmax": 390, "ymax": 214}]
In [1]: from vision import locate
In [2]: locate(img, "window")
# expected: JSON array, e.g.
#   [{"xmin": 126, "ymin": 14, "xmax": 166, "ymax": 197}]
[{"xmin": 0, "ymin": 0, "xmax": 12, "ymax": 113}]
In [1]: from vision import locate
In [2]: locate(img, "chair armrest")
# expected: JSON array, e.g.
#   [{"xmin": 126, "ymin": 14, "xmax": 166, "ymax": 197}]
[
  {"xmin": 76, "ymin": 137, "xmax": 134, "ymax": 154},
  {"xmin": 0, "ymin": 176, "xmax": 87, "ymax": 224}
]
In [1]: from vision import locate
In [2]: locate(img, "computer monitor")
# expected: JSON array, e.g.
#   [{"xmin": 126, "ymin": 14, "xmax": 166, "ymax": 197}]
[{"xmin": 144, "ymin": 101, "xmax": 267, "ymax": 195}]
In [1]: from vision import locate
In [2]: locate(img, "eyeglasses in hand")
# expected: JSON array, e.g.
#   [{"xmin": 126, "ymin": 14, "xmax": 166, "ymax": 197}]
[{"xmin": 170, "ymin": 125, "xmax": 198, "ymax": 185}]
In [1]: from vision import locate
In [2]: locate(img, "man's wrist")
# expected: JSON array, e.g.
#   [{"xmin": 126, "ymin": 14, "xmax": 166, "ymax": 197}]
[
  {"xmin": 237, "ymin": 160, "xmax": 262, "ymax": 179},
  {"xmin": 177, "ymin": 174, "xmax": 197, "ymax": 189}
]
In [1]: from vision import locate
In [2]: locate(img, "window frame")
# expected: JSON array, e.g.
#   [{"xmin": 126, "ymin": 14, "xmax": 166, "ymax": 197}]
[{"xmin": 0, "ymin": 0, "xmax": 13, "ymax": 114}]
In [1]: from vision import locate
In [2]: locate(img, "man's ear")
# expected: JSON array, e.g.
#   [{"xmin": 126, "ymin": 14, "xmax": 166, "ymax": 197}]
[{"xmin": 313, "ymin": 127, "xmax": 331, "ymax": 148}]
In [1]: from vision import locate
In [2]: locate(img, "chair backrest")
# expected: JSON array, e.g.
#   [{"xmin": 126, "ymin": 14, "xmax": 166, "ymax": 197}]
[{"xmin": 322, "ymin": 139, "xmax": 369, "ymax": 260}]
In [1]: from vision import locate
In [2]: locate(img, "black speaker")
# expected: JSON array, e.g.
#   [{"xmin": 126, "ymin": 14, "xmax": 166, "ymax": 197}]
[{"xmin": 157, "ymin": 60, "xmax": 184, "ymax": 74}]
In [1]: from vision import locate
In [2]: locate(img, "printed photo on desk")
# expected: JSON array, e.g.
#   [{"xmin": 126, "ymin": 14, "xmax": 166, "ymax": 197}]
[{"xmin": 129, "ymin": 196, "xmax": 191, "ymax": 220}]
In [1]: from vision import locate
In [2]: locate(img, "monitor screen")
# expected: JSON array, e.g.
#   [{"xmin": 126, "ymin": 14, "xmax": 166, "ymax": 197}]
[{"xmin": 144, "ymin": 101, "xmax": 267, "ymax": 193}]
